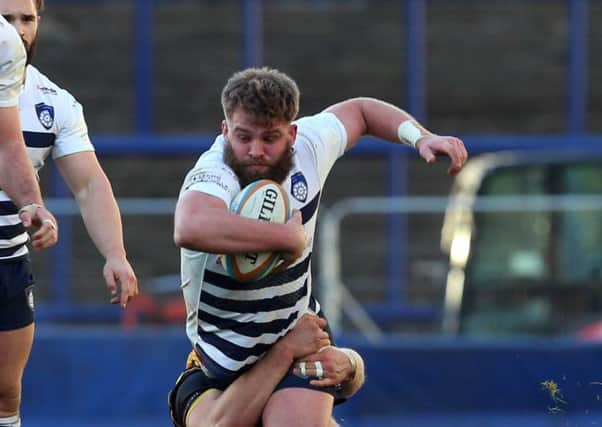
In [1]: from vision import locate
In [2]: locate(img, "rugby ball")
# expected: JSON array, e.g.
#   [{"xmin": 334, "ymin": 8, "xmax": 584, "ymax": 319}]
[{"xmin": 223, "ymin": 179, "xmax": 292, "ymax": 282}]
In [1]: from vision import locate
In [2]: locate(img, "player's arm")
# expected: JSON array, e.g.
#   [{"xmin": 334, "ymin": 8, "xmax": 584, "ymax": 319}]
[
  {"xmin": 174, "ymin": 190, "xmax": 305, "ymax": 259},
  {"xmin": 0, "ymin": 21, "xmax": 40, "ymax": 208},
  {"xmin": 55, "ymin": 151, "xmax": 138, "ymax": 307},
  {"xmin": 324, "ymin": 97, "xmax": 468, "ymax": 175},
  {"xmin": 186, "ymin": 314, "xmax": 331, "ymax": 427},
  {"xmin": 0, "ymin": 26, "xmax": 57, "ymax": 247},
  {"xmin": 0, "ymin": 107, "xmax": 58, "ymax": 249},
  {"xmin": 0, "ymin": 106, "xmax": 42, "ymax": 207}
]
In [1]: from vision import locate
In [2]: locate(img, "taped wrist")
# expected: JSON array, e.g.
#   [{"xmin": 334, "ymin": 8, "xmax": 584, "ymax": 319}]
[
  {"xmin": 17, "ymin": 203, "xmax": 44, "ymax": 217},
  {"xmin": 397, "ymin": 120, "xmax": 426, "ymax": 148}
]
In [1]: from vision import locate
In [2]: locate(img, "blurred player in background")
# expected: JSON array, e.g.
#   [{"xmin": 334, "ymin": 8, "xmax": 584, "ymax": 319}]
[
  {"xmin": 0, "ymin": 11, "xmax": 58, "ymax": 427},
  {"xmin": 172, "ymin": 67, "xmax": 467, "ymax": 426},
  {"xmin": 169, "ymin": 313, "xmax": 365, "ymax": 427},
  {"xmin": 0, "ymin": 1, "xmax": 138, "ymax": 425}
]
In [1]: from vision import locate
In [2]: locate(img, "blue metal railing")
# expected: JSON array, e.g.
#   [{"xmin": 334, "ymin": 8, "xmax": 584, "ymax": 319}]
[
  {"xmin": 41, "ymin": 0, "xmax": 594, "ymax": 324},
  {"xmin": 134, "ymin": 0, "xmax": 154, "ymax": 133},
  {"xmin": 567, "ymin": 0, "xmax": 588, "ymax": 134}
]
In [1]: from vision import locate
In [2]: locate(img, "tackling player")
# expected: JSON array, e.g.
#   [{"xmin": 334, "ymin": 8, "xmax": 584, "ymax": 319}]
[
  {"xmin": 0, "ymin": 1, "xmax": 138, "ymax": 425},
  {"xmin": 170, "ymin": 313, "xmax": 365, "ymax": 427}
]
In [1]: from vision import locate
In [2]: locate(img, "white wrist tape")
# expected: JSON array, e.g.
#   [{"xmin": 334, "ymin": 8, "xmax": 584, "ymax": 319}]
[
  {"xmin": 17, "ymin": 203, "xmax": 43, "ymax": 217},
  {"xmin": 397, "ymin": 120, "xmax": 423, "ymax": 148}
]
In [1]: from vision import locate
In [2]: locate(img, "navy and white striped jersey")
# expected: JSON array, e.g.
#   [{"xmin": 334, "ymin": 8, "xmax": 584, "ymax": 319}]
[
  {"xmin": 0, "ymin": 65, "xmax": 94, "ymax": 260},
  {"xmin": 0, "ymin": 15, "xmax": 25, "ymax": 107},
  {"xmin": 179, "ymin": 112, "xmax": 347, "ymax": 380}
]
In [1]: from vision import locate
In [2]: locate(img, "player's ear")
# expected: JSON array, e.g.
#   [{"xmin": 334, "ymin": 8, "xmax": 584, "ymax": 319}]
[
  {"xmin": 289, "ymin": 123, "xmax": 297, "ymax": 144},
  {"xmin": 221, "ymin": 120, "xmax": 228, "ymax": 136}
]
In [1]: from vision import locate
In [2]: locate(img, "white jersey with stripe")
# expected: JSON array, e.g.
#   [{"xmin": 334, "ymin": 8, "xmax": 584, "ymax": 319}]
[
  {"xmin": 0, "ymin": 65, "xmax": 94, "ymax": 260},
  {"xmin": 179, "ymin": 112, "xmax": 347, "ymax": 379},
  {"xmin": 0, "ymin": 15, "xmax": 26, "ymax": 107}
]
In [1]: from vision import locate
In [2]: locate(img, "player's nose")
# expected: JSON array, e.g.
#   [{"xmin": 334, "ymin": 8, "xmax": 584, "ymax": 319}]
[{"xmin": 248, "ymin": 140, "xmax": 265, "ymax": 158}]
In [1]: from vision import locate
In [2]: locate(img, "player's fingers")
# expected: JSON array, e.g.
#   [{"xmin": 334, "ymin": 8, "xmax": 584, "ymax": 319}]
[
  {"xmin": 315, "ymin": 316, "xmax": 327, "ymax": 329},
  {"xmin": 120, "ymin": 276, "xmax": 138, "ymax": 308},
  {"xmin": 309, "ymin": 378, "xmax": 337, "ymax": 387},
  {"xmin": 302, "ymin": 353, "xmax": 325, "ymax": 363},
  {"xmin": 419, "ymin": 145, "xmax": 437, "ymax": 164},
  {"xmin": 132, "ymin": 273, "xmax": 140, "ymax": 294},
  {"xmin": 447, "ymin": 138, "xmax": 466, "ymax": 175},
  {"xmin": 286, "ymin": 210, "xmax": 301, "ymax": 225},
  {"xmin": 31, "ymin": 224, "xmax": 57, "ymax": 250},
  {"xmin": 32, "ymin": 219, "xmax": 55, "ymax": 239},
  {"xmin": 453, "ymin": 136, "xmax": 467, "ymax": 158},
  {"xmin": 294, "ymin": 360, "xmax": 322, "ymax": 377},
  {"xmin": 318, "ymin": 337, "xmax": 332, "ymax": 349},
  {"xmin": 104, "ymin": 269, "xmax": 118, "ymax": 300},
  {"xmin": 120, "ymin": 281, "xmax": 131, "ymax": 308},
  {"xmin": 273, "ymin": 258, "xmax": 292, "ymax": 273},
  {"xmin": 19, "ymin": 212, "xmax": 32, "ymax": 228}
]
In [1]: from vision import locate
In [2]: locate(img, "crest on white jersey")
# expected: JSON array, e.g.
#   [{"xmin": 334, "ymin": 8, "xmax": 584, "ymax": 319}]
[
  {"xmin": 35, "ymin": 102, "xmax": 54, "ymax": 130},
  {"xmin": 291, "ymin": 172, "xmax": 308, "ymax": 202}
]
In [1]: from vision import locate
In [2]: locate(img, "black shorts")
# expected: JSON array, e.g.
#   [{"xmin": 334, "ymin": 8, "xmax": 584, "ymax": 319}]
[
  {"xmin": 168, "ymin": 363, "xmax": 343, "ymax": 427},
  {"xmin": 0, "ymin": 256, "xmax": 35, "ymax": 331}
]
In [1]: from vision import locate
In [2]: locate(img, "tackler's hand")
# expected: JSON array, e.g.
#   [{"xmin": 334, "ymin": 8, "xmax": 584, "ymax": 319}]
[
  {"xmin": 277, "ymin": 313, "xmax": 330, "ymax": 360},
  {"xmin": 293, "ymin": 346, "xmax": 356, "ymax": 387}
]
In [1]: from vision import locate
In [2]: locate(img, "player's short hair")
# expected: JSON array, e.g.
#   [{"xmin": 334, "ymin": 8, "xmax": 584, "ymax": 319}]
[
  {"xmin": 221, "ymin": 67, "xmax": 300, "ymax": 125},
  {"xmin": 35, "ymin": 0, "xmax": 45, "ymax": 13}
]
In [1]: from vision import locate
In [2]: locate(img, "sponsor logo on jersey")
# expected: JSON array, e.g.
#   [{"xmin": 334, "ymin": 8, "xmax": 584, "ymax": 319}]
[
  {"xmin": 36, "ymin": 84, "xmax": 57, "ymax": 95},
  {"xmin": 35, "ymin": 102, "xmax": 54, "ymax": 130},
  {"xmin": 291, "ymin": 172, "xmax": 308, "ymax": 202},
  {"xmin": 185, "ymin": 171, "xmax": 230, "ymax": 193}
]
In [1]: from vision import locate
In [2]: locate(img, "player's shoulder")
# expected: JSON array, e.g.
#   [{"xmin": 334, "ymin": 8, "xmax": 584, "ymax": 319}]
[
  {"xmin": 294, "ymin": 112, "xmax": 347, "ymax": 151},
  {"xmin": 193, "ymin": 135, "xmax": 226, "ymax": 167},
  {"xmin": 295, "ymin": 111, "xmax": 336, "ymax": 127},
  {"xmin": 183, "ymin": 136, "xmax": 238, "ymax": 189},
  {"xmin": 294, "ymin": 112, "xmax": 345, "ymax": 138},
  {"xmin": 26, "ymin": 65, "xmax": 75, "ymax": 101}
]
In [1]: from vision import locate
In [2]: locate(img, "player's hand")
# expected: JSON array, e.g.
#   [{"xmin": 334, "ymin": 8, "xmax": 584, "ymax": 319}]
[
  {"xmin": 19, "ymin": 204, "xmax": 58, "ymax": 251},
  {"xmin": 277, "ymin": 313, "xmax": 330, "ymax": 360},
  {"xmin": 416, "ymin": 135, "xmax": 468, "ymax": 175},
  {"xmin": 279, "ymin": 210, "xmax": 306, "ymax": 269},
  {"xmin": 103, "ymin": 255, "xmax": 138, "ymax": 308},
  {"xmin": 293, "ymin": 346, "xmax": 354, "ymax": 387}
]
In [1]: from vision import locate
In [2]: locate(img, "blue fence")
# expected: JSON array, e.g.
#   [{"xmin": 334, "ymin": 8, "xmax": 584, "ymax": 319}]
[{"xmin": 22, "ymin": 328, "xmax": 602, "ymax": 426}]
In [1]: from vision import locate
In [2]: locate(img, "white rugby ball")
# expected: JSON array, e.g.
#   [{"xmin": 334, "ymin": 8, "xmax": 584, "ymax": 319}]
[{"xmin": 223, "ymin": 179, "xmax": 292, "ymax": 282}]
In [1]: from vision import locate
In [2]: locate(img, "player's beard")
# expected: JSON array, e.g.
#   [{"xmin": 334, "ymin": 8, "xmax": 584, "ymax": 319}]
[
  {"xmin": 23, "ymin": 38, "xmax": 36, "ymax": 65},
  {"xmin": 223, "ymin": 137, "xmax": 294, "ymax": 188}
]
